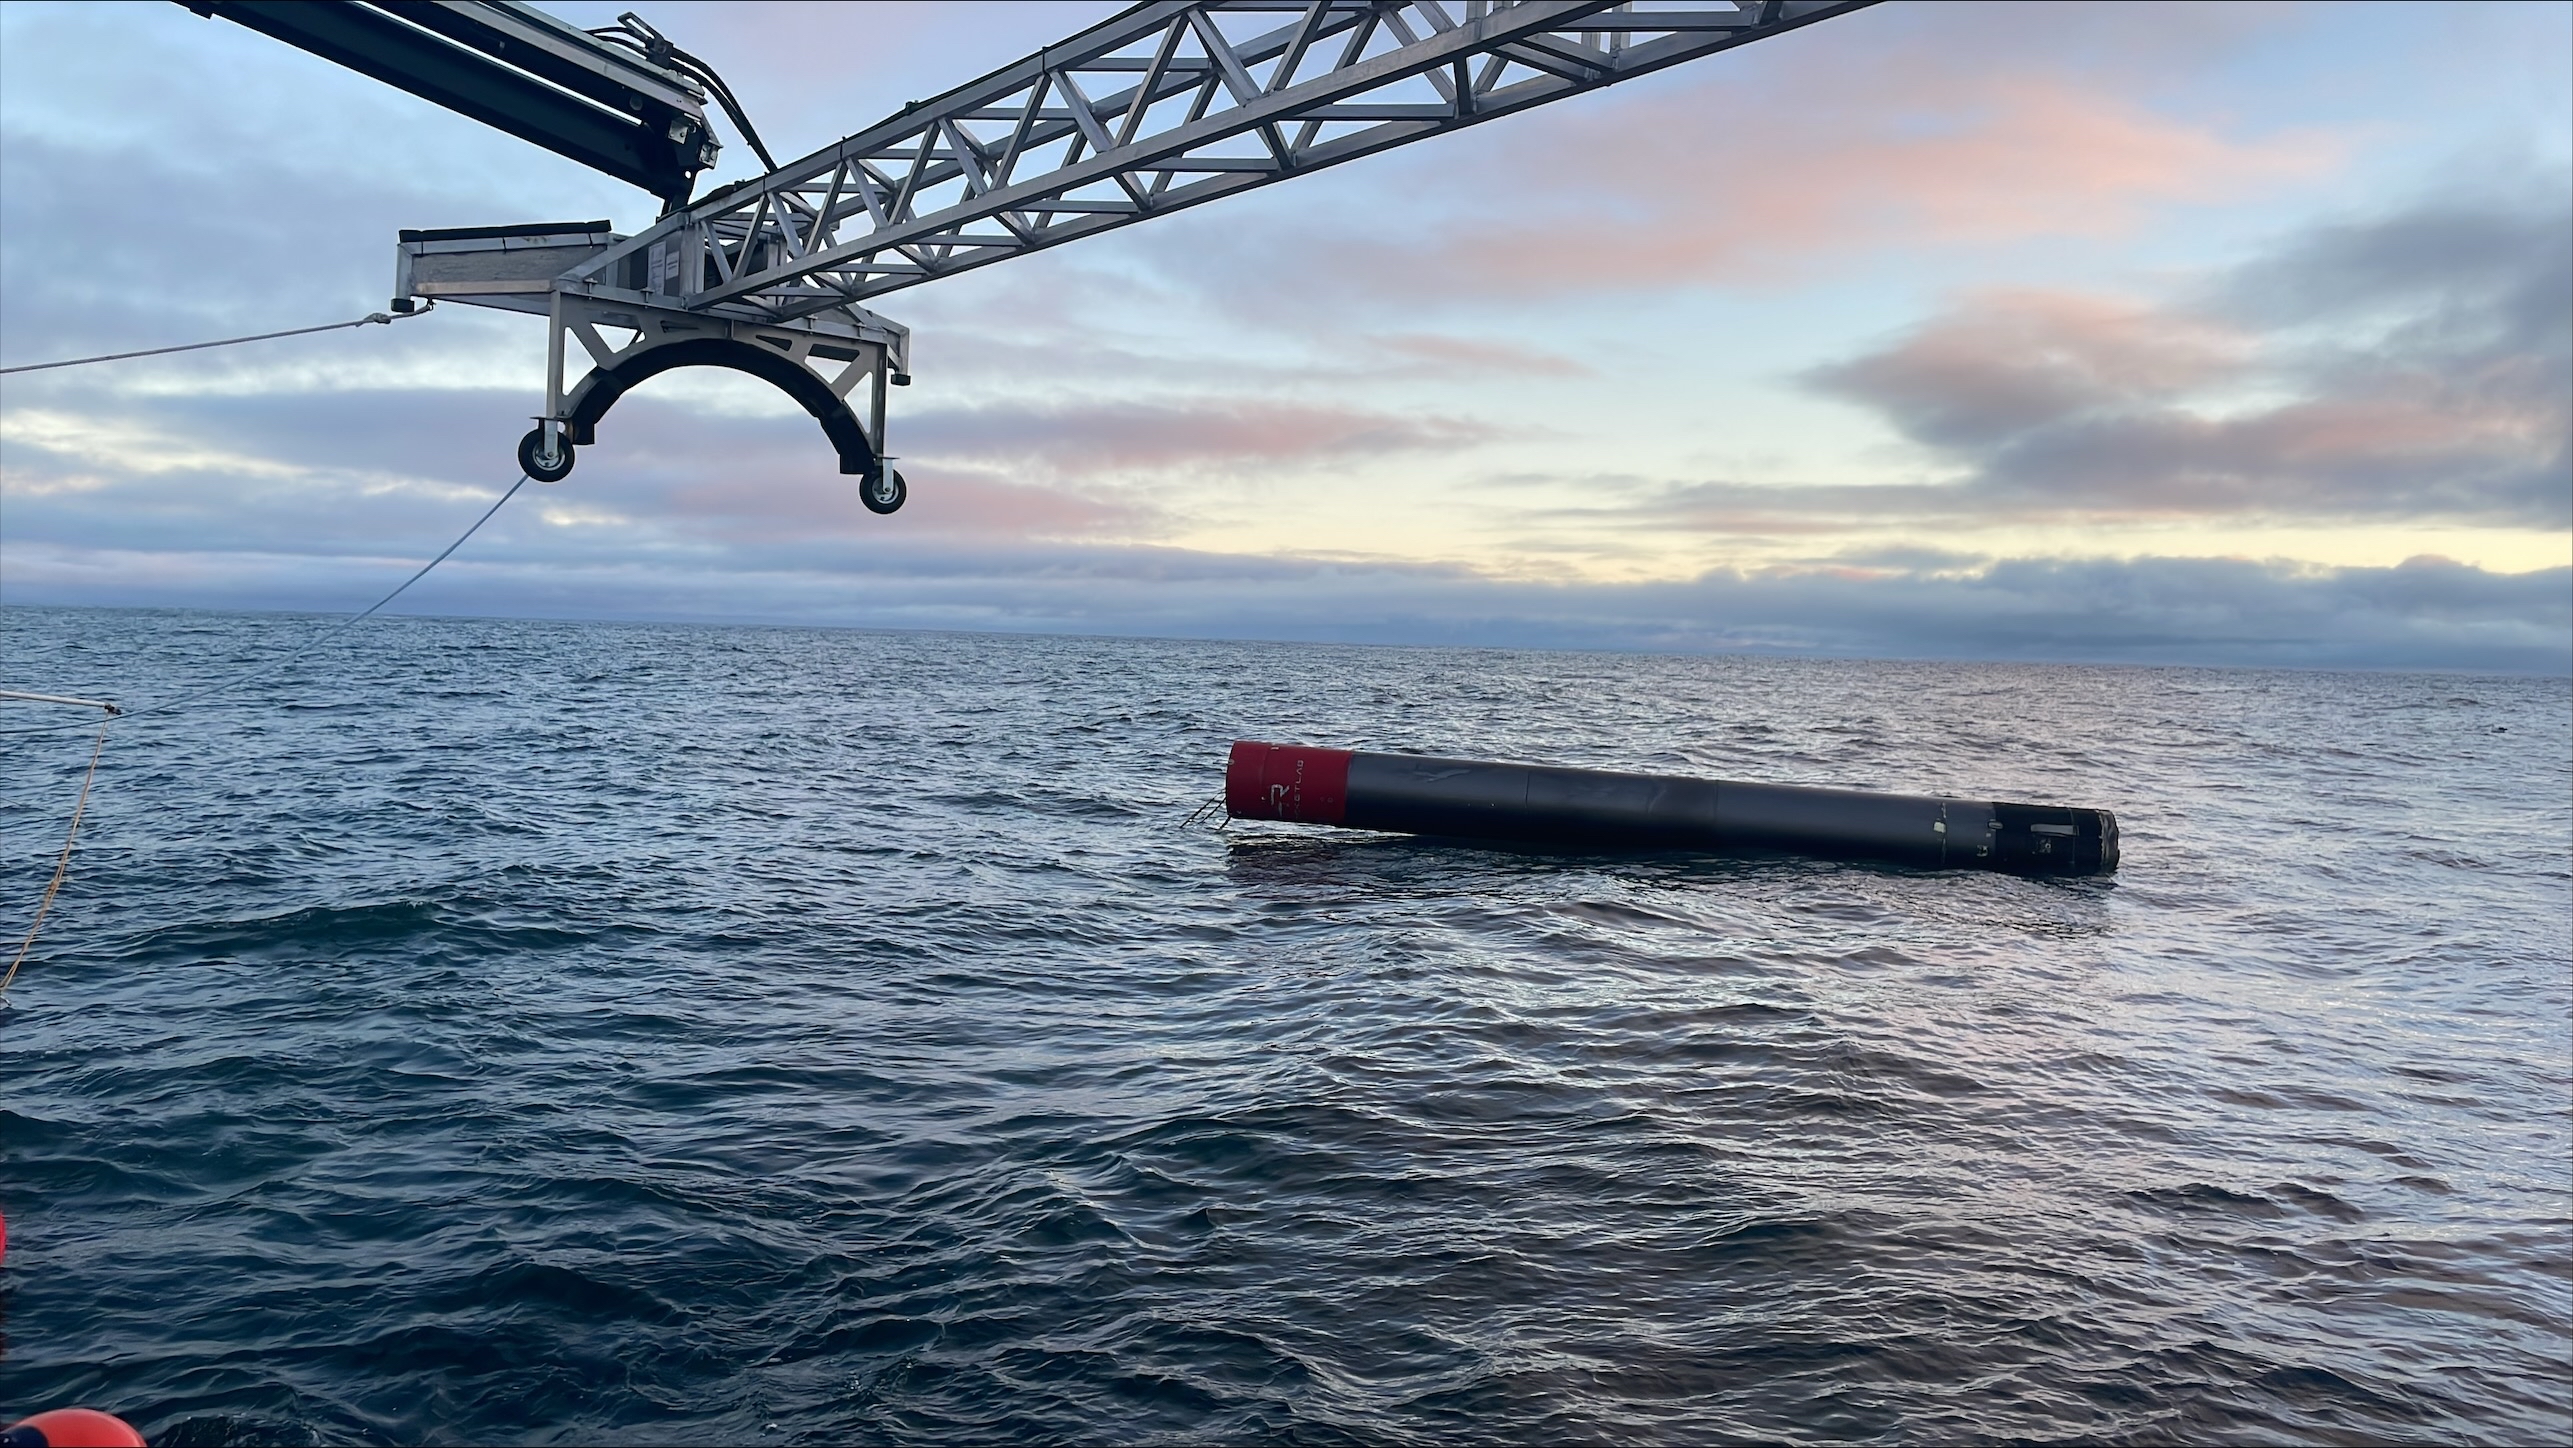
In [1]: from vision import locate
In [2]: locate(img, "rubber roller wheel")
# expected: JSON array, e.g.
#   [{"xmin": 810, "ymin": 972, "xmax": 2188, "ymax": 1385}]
[
  {"xmin": 517, "ymin": 427, "xmax": 575, "ymax": 483},
  {"xmin": 861, "ymin": 468, "xmax": 907, "ymax": 515}
]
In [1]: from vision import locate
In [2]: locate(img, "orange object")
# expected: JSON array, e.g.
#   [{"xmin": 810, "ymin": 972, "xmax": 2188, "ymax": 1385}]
[{"xmin": 2, "ymin": 1409, "xmax": 147, "ymax": 1447}]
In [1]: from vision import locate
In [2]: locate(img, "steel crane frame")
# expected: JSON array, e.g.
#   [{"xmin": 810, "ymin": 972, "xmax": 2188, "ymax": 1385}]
[
  {"xmin": 201, "ymin": 0, "xmax": 1877, "ymax": 510},
  {"xmin": 188, "ymin": 0, "xmax": 727, "ymax": 208}
]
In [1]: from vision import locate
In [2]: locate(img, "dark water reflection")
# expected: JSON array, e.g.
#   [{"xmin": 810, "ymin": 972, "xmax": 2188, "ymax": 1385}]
[{"xmin": 2, "ymin": 608, "xmax": 2566, "ymax": 1445}]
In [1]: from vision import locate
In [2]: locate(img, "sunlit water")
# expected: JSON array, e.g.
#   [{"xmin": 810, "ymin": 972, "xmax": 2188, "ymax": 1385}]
[{"xmin": 3, "ymin": 606, "xmax": 2568, "ymax": 1446}]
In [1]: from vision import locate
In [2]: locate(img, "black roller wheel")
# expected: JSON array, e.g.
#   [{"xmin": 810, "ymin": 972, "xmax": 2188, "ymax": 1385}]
[
  {"xmin": 517, "ymin": 426, "xmax": 575, "ymax": 483},
  {"xmin": 861, "ymin": 467, "xmax": 907, "ymax": 515}
]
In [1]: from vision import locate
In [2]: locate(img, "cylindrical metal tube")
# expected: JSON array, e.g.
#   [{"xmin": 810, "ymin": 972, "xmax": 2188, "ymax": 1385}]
[{"xmin": 1226, "ymin": 741, "xmax": 2117, "ymax": 877}]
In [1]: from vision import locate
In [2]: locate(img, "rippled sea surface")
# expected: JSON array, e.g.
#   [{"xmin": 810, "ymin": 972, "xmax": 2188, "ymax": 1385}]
[{"xmin": 2, "ymin": 606, "xmax": 2568, "ymax": 1446}]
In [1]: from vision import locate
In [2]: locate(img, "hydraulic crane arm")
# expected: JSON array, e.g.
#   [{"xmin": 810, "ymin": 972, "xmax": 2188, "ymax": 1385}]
[
  {"xmin": 188, "ymin": 1, "xmax": 723, "ymax": 209},
  {"xmin": 570, "ymin": 0, "xmax": 1876, "ymax": 321},
  {"xmin": 190, "ymin": 0, "xmax": 1879, "ymax": 505}
]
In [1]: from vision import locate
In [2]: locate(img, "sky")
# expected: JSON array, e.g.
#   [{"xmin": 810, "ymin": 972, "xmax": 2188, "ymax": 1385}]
[{"xmin": 1, "ymin": 0, "xmax": 2567, "ymax": 671}]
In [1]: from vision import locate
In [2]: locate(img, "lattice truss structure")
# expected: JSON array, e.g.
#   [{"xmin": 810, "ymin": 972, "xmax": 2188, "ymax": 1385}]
[
  {"xmin": 370, "ymin": 0, "xmax": 1871, "ymax": 502},
  {"xmin": 569, "ymin": 0, "xmax": 1870, "ymax": 321}
]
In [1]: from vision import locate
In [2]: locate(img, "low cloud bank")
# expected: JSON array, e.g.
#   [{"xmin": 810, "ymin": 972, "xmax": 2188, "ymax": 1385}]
[{"xmin": 6, "ymin": 541, "xmax": 2563, "ymax": 675}]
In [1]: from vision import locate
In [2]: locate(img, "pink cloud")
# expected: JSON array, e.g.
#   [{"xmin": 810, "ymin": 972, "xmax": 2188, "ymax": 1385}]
[
  {"xmin": 905, "ymin": 399, "xmax": 1500, "ymax": 474},
  {"xmin": 493, "ymin": 393, "xmax": 1160, "ymax": 543},
  {"xmin": 1809, "ymin": 288, "xmax": 2252, "ymax": 447},
  {"xmin": 1368, "ymin": 332, "xmax": 1590, "ymax": 378},
  {"xmin": 659, "ymin": 462, "xmax": 1153, "ymax": 543},
  {"xmin": 1391, "ymin": 77, "xmax": 2338, "ymax": 295},
  {"xmin": 561, "ymin": 393, "xmax": 1500, "ymax": 542},
  {"xmin": 1112, "ymin": 6, "xmax": 2344, "ymax": 310},
  {"xmin": 1797, "ymin": 194, "xmax": 2570, "ymax": 526}
]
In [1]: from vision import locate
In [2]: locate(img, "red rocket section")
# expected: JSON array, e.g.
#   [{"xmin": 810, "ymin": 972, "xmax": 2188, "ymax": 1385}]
[{"xmin": 1225, "ymin": 741, "xmax": 1351, "ymax": 824}]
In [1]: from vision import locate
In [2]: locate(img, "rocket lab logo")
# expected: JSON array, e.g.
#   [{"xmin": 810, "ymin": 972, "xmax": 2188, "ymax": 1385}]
[{"xmin": 1269, "ymin": 757, "xmax": 1305, "ymax": 818}]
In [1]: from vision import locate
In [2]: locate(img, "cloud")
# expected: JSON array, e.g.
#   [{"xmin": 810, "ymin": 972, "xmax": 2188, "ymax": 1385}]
[
  {"xmin": 1368, "ymin": 334, "xmax": 1590, "ymax": 379},
  {"xmin": 0, "ymin": 11, "xmax": 640, "ymax": 362},
  {"xmin": 1806, "ymin": 291, "xmax": 2250, "ymax": 452},
  {"xmin": 903, "ymin": 399, "xmax": 1501, "ymax": 476},
  {"xmin": 1423, "ymin": 79, "xmax": 2333, "ymax": 297},
  {"xmin": 0, "ymin": 385, "xmax": 1167, "ymax": 551},
  {"xmin": 1796, "ymin": 188, "xmax": 2572, "ymax": 528},
  {"xmin": 2219, "ymin": 195, "xmax": 2573, "ymax": 345},
  {"xmin": 1108, "ymin": 2, "xmax": 2341, "ymax": 319},
  {"xmin": 5, "ymin": 541, "xmax": 2563, "ymax": 675},
  {"xmin": 0, "ymin": 380, "xmax": 1497, "ymax": 554}
]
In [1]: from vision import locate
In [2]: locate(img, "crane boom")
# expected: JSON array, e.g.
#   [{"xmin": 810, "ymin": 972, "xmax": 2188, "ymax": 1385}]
[
  {"xmin": 188, "ymin": 1, "xmax": 723, "ymax": 208},
  {"xmin": 195, "ymin": 0, "xmax": 1879, "ymax": 505},
  {"xmin": 569, "ymin": 0, "xmax": 1873, "ymax": 321}
]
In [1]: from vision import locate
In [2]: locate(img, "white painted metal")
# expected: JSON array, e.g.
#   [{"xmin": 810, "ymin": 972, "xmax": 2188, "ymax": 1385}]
[{"xmin": 392, "ymin": 0, "xmax": 1874, "ymax": 488}]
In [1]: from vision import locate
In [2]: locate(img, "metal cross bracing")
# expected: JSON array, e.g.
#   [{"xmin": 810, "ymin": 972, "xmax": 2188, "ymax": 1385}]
[
  {"xmin": 206, "ymin": 0, "xmax": 1877, "ymax": 505},
  {"xmin": 568, "ymin": 0, "xmax": 1874, "ymax": 323}
]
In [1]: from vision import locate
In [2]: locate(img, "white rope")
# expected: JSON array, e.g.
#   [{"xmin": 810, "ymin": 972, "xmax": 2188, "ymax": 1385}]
[
  {"xmin": 0, "ymin": 470, "xmax": 531, "ymax": 997},
  {"xmin": 0, "ymin": 303, "xmax": 433, "ymax": 375},
  {"xmin": 1, "ymin": 712, "xmax": 110, "ymax": 1000}
]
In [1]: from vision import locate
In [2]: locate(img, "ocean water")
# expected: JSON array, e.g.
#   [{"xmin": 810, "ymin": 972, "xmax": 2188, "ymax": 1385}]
[{"xmin": 1, "ymin": 606, "xmax": 2567, "ymax": 1446}]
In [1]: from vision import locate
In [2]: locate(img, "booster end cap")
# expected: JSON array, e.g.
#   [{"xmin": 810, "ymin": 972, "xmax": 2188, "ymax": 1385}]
[{"xmin": 1225, "ymin": 741, "xmax": 1352, "ymax": 824}]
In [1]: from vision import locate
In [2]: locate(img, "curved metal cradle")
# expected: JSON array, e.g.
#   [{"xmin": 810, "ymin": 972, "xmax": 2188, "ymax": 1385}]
[
  {"xmin": 563, "ymin": 334, "xmax": 878, "ymax": 477},
  {"xmin": 394, "ymin": 220, "xmax": 912, "ymax": 493},
  {"xmin": 230, "ymin": 2, "xmax": 1880, "ymax": 489}
]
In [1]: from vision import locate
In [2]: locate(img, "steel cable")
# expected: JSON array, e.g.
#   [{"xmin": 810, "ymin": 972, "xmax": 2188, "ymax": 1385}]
[
  {"xmin": 0, "ymin": 472, "xmax": 530, "ymax": 739},
  {"xmin": 1, "ymin": 471, "xmax": 532, "ymax": 998},
  {"xmin": 0, "ymin": 303, "xmax": 432, "ymax": 375}
]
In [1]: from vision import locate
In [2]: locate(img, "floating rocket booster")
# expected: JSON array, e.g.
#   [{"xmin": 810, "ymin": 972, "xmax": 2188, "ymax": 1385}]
[{"xmin": 1224, "ymin": 741, "xmax": 2117, "ymax": 877}]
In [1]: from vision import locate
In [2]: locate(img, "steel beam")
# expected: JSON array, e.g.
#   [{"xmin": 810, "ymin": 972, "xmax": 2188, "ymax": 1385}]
[
  {"xmin": 562, "ymin": 1, "xmax": 1876, "ymax": 321},
  {"xmin": 187, "ymin": 1, "xmax": 719, "ymax": 207}
]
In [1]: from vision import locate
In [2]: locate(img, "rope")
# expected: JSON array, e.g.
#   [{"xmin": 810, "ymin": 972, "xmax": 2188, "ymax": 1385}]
[
  {"xmin": 0, "ymin": 472, "xmax": 530, "ymax": 738},
  {"xmin": 1, "ymin": 711, "xmax": 111, "ymax": 999},
  {"xmin": 0, "ymin": 303, "xmax": 432, "ymax": 375},
  {"xmin": 0, "ymin": 470, "xmax": 531, "ymax": 997}
]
